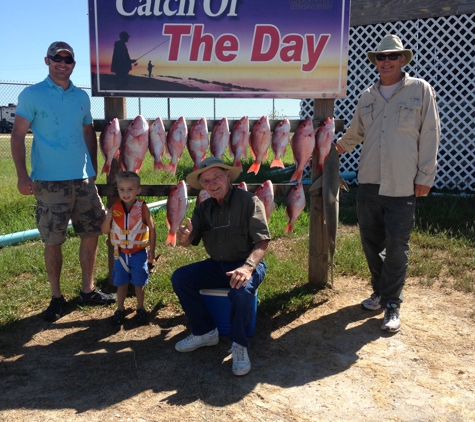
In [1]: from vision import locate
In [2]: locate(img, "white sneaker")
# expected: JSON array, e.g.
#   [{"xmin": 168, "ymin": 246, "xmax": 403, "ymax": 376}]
[
  {"xmin": 361, "ymin": 293, "xmax": 381, "ymax": 310},
  {"xmin": 175, "ymin": 329, "xmax": 219, "ymax": 352},
  {"xmin": 230, "ymin": 343, "xmax": 251, "ymax": 376},
  {"xmin": 381, "ymin": 303, "xmax": 401, "ymax": 332}
]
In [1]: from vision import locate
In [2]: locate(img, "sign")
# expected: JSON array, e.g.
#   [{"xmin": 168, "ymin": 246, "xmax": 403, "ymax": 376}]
[{"xmin": 88, "ymin": 0, "xmax": 350, "ymax": 98}]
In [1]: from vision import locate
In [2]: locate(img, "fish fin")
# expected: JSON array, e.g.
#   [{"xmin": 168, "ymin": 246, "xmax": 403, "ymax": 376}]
[
  {"xmin": 339, "ymin": 177, "xmax": 349, "ymax": 192},
  {"xmin": 309, "ymin": 176, "xmax": 323, "ymax": 193},
  {"xmin": 154, "ymin": 162, "xmax": 164, "ymax": 171},
  {"xmin": 164, "ymin": 163, "xmax": 177, "ymax": 175},
  {"xmin": 284, "ymin": 223, "xmax": 293, "ymax": 233},
  {"xmin": 316, "ymin": 163, "xmax": 324, "ymax": 174},
  {"xmin": 165, "ymin": 232, "xmax": 176, "ymax": 247},
  {"xmin": 233, "ymin": 157, "xmax": 243, "ymax": 170},
  {"xmin": 101, "ymin": 162, "xmax": 110, "ymax": 175},
  {"xmin": 247, "ymin": 161, "xmax": 261, "ymax": 175},
  {"xmin": 270, "ymin": 158, "xmax": 284, "ymax": 168},
  {"xmin": 249, "ymin": 146, "xmax": 256, "ymax": 160}
]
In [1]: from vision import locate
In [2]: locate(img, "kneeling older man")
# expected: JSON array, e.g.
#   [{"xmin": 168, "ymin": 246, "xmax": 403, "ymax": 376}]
[{"xmin": 172, "ymin": 157, "xmax": 271, "ymax": 376}]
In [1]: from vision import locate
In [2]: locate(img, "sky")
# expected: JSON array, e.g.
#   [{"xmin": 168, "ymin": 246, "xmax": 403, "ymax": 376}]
[{"xmin": 0, "ymin": 0, "xmax": 320, "ymax": 118}]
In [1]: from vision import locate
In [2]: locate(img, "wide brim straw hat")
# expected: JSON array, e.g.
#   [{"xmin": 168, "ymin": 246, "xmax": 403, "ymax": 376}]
[
  {"xmin": 366, "ymin": 34, "xmax": 413, "ymax": 66},
  {"xmin": 186, "ymin": 157, "xmax": 241, "ymax": 189}
]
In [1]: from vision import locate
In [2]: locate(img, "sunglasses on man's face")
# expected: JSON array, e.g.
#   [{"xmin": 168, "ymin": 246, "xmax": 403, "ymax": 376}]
[
  {"xmin": 48, "ymin": 55, "xmax": 75, "ymax": 64},
  {"xmin": 375, "ymin": 53, "xmax": 402, "ymax": 61}
]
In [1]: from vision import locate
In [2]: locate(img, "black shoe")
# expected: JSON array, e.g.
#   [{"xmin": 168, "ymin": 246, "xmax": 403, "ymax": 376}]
[
  {"xmin": 136, "ymin": 308, "xmax": 148, "ymax": 325},
  {"xmin": 78, "ymin": 289, "xmax": 116, "ymax": 305},
  {"xmin": 111, "ymin": 309, "xmax": 125, "ymax": 326},
  {"xmin": 44, "ymin": 295, "xmax": 66, "ymax": 321}
]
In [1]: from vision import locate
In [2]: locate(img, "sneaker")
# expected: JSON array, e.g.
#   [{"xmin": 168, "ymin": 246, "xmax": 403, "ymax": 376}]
[
  {"xmin": 230, "ymin": 343, "xmax": 251, "ymax": 376},
  {"xmin": 78, "ymin": 289, "xmax": 116, "ymax": 305},
  {"xmin": 361, "ymin": 293, "xmax": 381, "ymax": 310},
  {"xmin": 44, "ymin": 295, "xmax": 66, "ymax": 321},
  {"xmin": 136, "ymin": 308, "xmax": 148, "ymax": 325},
  {"xmin": 175, "ymin": 329, "xmax": 219, "ymax": 352},
  {"xmin": 111, "ymin": 309, "xmax": 124, "ymax": 326},
  {"xmin": 381, "ymin": 303, "xmax": 401, "ymax": 332}
]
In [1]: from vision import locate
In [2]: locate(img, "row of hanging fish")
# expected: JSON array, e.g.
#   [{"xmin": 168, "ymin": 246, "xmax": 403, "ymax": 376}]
[{"xmin": 99, "ymin": 115, "xmax": 335, "ymax": 182}]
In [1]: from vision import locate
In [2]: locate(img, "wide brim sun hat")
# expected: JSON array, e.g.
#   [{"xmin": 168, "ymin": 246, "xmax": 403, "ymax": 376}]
[
  {"xmin": 186, "ymin": 157, "xmax": 241, "ymax": 189},
  {"xmin": 367, "ymin": 34, "xmax": 413, "ymax": 66}
]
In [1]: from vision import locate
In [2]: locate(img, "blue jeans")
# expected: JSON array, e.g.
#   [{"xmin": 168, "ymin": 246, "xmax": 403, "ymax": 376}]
[
  {"xmin": 171, "ymin": 259, "xmax": 267, "ymax": 347},
  {"xmin": 357, "ymin": 184, "xmax": 416, "ymax": 307}
]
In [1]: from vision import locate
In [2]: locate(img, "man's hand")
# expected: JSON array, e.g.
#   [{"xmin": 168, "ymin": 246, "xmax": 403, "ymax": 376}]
[
  {"xmin": 414, "ymin": 184, "xmax": 430, "ymax": 197},
  {"xmin": 18, "ymin": 175, "xmax": 35, "ymax": 196},
  {"xmin": 226, "ymin": 265, "xmax": 254, "ymax": 289},
  {"xmin": 177, "ymin": 218, "xmax": 193, "ymax": 245}
]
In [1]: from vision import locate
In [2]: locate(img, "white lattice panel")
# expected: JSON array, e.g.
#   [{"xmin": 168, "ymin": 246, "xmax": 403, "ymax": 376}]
[{"xmin": 301, "ymin": 13, "xmax": 475, "ymax": 192}]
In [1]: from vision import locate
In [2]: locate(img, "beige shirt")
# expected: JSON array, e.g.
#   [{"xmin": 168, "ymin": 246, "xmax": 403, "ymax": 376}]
[{"xmin": 337, "ymin": 73, "xmax": 440, "ymax": 197}]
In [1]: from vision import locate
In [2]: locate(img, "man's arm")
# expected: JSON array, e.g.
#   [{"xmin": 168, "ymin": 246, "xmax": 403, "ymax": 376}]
[
  {"xmin": 83, "ymin": 123, "xmax": 98, "ymax": 176},
  {"xmin": 11, "ymin": 115, "xmax": 34, "ymax": 195}
]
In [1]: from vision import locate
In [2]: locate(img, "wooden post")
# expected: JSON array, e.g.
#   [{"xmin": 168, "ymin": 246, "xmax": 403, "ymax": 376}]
[
  {"xmin": 308, "ymin": 99, "xmax": 334, "ymax": 286},
  {"xmin": 103, "ymin": 97, "xmax": 126, "ymax": 289}
]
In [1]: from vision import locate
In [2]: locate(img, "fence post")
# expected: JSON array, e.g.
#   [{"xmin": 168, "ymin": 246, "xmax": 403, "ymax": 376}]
[
  {"xmin": 308, "ymin": 99, "xmax": 334, "ymax": 286},
  {"xmin": 103, "ymin": 97, "xmax": 126, "ymax": 289}
]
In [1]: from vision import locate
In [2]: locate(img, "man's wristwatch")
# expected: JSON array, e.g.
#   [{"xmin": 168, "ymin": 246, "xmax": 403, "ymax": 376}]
[{"xmin": 245, "ymin": 258, "xmax": 256, "ymax": 269}]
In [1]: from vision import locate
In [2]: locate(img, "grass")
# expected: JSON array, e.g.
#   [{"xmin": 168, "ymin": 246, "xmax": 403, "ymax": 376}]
[{"xmin": 1, "ymin": 133, "xmax": 474, "ymax": 326}]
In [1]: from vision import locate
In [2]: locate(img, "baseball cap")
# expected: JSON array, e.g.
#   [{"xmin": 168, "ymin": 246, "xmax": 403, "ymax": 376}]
[{"xmin": 47, "ymin": 41, "xmax": 75, "ymax": 60}]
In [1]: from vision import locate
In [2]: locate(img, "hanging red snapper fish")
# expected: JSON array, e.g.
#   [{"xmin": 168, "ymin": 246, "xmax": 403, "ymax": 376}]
[
  {"xmin": 210, "ymin": 117, "xmax": 230, "ymax": 160},
  {"xmin": 148, "ymin": 117, "xmax": 167, "ymax": 171},
  {"xmin": 188, "ymin": 118, "xmax": 209, "ymax": 171},
  {"xmin": 316, "ymin": 117, "xmax": 335, "ymax": 173},
  {"xmin": 285, "ymin": 182, "xmax": 306, "ymax": 233},
  {"xmin": 254, "ymin": 180, "xmax": 275, "ymax": 223},
  {"xmin": 236, "ymin": 181, "xmax": 248, "ymax": 191},
  {"xmin": 196, "ymin": 189, "xmax": 211, "ymax": 206},
  {"xmin": 99, "ymin": 117, "xmax": 121, "ymax": 175},
  {"xmin": 270, "ymin": 118, "xmax": 290, "ymax": 169},
  {"xmin": 230, "ymin": 116, "xmax": 249, "ymax": 170},
  {"xmin": 164, "ymin": 116, "xmax": 187, "ymax": 176},
  {"xmin": 248, "ymin": 115, "xmax": 271, "ymax": 175},
  {"xmin": 120, "ymin": 115, "xmax": 149, "ymax": 173},
  {"xmin": 289, "ymin": 117, "xmax": 318, "ymax": 182},
  {"xmin": 166, "ymin": 180, "xmax": 188, "ymax": 247}
]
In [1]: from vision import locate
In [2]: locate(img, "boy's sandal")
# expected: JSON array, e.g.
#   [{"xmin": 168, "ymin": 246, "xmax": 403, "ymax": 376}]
[
  {"xmin": 136, "ymin": 308, "xmax": 148, "ymax": 325},
  {"xmin": 111, "ymin": 309, "xmax": 124, "ymax": 326}
]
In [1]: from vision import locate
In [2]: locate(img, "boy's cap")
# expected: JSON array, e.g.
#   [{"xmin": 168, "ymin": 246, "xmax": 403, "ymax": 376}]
[{"xmin": 47, "ymin": 42, "xmax": 75, "ymax": 59}]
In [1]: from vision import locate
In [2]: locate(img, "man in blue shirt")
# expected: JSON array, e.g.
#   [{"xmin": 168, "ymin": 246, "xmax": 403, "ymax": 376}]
[{"xmin": 11, "ymin": 41, "xmax": 115, "ymax": 321}]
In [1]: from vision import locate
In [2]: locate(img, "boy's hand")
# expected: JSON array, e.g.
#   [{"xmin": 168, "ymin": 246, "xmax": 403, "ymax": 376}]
[{"xmin": 147, "ymin": 253, "xmax": 160, "ymax": 273}]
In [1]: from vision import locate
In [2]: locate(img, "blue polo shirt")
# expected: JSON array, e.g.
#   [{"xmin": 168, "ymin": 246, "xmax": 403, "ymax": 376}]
[{"xmin": 15, "ymin": 76, "xmax": 95, "ymax": 181}]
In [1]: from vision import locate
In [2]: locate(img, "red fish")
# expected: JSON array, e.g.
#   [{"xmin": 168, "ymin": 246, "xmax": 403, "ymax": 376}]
[
  {"xmin": 285, "ymin": 182, "xmax": 306, "ymax": 233},
  {"xmin": 270, "ymin": 118, "xmax": 290, "ymax": 168},
  {"xmin": 99, "ymin": 117, "xmax": 121, "ymax": 175},
  {"xmin": 149, "ymin": 117, "xmax": 167, "ymax": 171},
  {"xmin": 237, "ymin": 181, "xmax": 248, "ymax": 191},
  {"xmin": 254, "ymin": 180, "xmax": 275, "ymax": 223},
  {"xmin": 316, "ymin": 117, "xmax": 335, "ymax": 173},
  {"xmin": 166, "ymin": 180, "xmax": 188, "ymax": 247},
  {"xmin": 290, "ymin": 117, "xmax": 318, "ymax": 182},
  {"xmin": 210, "ymin": 117, "xmax": 230, "ymax": 160},
  {"xmin": 196, "ymin": 189, "xmax": 211, "ymax": 206},
  {"xmin": 188, "ymin": 118, "xmax": 209, "ymax": 171},
  {"xmin": 248, "ymin": 115, "xmax": 271, "ymax": 175},
  {"xmin": 165, "ymin": 116, "xmax": 187, "ymax": 175},
  {"xmin": 230, "ymin": 116, "xmax": 249, "ymax": 170},
  {"xmin": 120, "ymin": 115, "xmax": 149, "ymax": 173}
]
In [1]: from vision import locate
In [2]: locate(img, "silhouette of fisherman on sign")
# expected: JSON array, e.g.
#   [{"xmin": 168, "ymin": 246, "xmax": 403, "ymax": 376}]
[
  {"xmin": 147, "ymin": 61, "xmax": 154, "ymax": 78},
  {"xmin": 111, "ymin": 31, "xmax": 136, "ymax": 85}
]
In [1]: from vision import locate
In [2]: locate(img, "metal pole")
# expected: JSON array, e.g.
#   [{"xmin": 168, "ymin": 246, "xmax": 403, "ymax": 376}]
[
  {"xmin": 167, "ymin": 98, "xmax": 171, "ymax": 120},
  {"xmin": 139, "ymin": 97, "xmax": 142, "ymax": 116}
]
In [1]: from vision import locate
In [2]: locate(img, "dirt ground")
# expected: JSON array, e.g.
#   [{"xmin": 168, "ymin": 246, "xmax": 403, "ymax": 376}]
[{"xmin": 0, "ymin": 276, "xmax": 474, "ymax": 422}]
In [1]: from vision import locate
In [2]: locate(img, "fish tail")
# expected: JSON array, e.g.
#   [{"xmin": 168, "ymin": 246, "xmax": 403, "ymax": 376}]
[
  {"xmin": 270, "ymin": 158, "xmax": 285, "ymax": 168},
  {"xmin": 101, "ymin": 162, "xmax": 110, "ymax": 175},
  {"xmin": 164, "ymin": 163, "xmax": 177, "ymax": 175},
  {"xmin": 284, "ymin": 223, "xmax": 293, "ymax": 233},
  {"xmin": 154, "ymin": 161, "xmax": 164, "ymax": 171},
  {"xmin": 165, "ymin": 232, "xmax": 176, "ymax": 247},
  {"xmin": 233, "ymin": 157, "xmax": 243, "ymax": 170},
  {"xmin": 290, "ymin": 168, "xmax": 302, "ymax": 182},
  {"xmin": 247, "ymin": 161, "xmax": 261, "ymax": 175},
  {"xmin": 316, "ymin": 163, "xmax": 323, "ymax": 174}
]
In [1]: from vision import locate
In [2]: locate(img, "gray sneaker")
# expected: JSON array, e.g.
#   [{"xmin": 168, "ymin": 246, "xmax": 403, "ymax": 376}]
[
  {"xmin": 361, "ymin": 293, "xmax": 381, "ymax": 310},
  {"xmin": 381, "ymin": 303, "xmax": 401, "ymax": 332},
  {"xmin": 230, "ymin": 343, "xmax": 251, "ymax": 376},
  {"xmin": 175, "ymin": 329, "xmax": 219, "ymax": 352}
]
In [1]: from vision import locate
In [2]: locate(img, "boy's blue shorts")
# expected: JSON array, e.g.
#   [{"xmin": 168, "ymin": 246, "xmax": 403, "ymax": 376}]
[{"xmin": 112, "ymin": 249, "xmax": 149, "ymax": 287}]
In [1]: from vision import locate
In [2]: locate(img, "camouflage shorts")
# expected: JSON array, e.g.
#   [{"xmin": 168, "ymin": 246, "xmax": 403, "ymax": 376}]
[{"xmin": 34, "ymin": 178, "xmax": 105, "ymax": 246}]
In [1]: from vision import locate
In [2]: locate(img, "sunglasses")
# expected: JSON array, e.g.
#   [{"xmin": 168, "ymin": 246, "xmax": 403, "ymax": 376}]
[
  {"xmin": 375, "ymin": 53, "xmax": 402, "ymax": 61},
  {"xmin": 48, "ymin": 55, "xmax": 75, "ymax": 64}
]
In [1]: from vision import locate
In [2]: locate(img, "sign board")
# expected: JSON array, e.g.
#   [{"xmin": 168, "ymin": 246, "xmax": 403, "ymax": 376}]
[{"xmin": 88, "ymin": 0, "xmax": 350, "ymax": 98}]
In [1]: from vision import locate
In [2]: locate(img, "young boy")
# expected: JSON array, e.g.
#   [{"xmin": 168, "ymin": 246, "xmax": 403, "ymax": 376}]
[{"xmin": 102, "ymin": 171, "xmax": 156, "ymax": 325}]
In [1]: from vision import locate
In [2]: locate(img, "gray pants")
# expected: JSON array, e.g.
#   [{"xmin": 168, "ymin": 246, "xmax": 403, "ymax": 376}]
[{"xmin": 357, "ymin": 184, "xmax": 416, "ymax": 307}]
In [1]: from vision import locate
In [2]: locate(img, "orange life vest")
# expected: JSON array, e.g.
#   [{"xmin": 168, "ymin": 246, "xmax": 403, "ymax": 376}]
[{"xmin": 110, "ymin": 199, "xmax": 149, "ymax": 258}]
